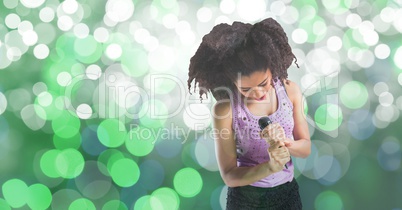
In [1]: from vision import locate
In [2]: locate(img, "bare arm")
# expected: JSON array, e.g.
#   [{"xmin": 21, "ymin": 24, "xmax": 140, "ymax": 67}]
[
  {"xmin": 212, "ymin": 101, "xmax": 289, "ymax": 187},
  {"xmin": 284, "ymin": 80, "xmax": 311, "ymax": 158}
]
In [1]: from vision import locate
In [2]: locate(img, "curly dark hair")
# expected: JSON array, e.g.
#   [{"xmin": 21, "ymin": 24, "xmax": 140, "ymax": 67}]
[{"xmin": 187, "ymin": 18, "xmax": 299, "ymax": 102}]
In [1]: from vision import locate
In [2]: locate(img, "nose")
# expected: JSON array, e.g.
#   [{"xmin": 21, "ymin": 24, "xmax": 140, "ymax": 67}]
[{"xmin": 252, "ymin": 88, "xmax": 266, "ymax": 99}]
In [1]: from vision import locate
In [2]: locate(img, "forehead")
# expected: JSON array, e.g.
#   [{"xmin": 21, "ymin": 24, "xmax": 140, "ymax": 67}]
[{"xmin": 235, "ymin": 70, "xmax": 271, "ymax": 87}]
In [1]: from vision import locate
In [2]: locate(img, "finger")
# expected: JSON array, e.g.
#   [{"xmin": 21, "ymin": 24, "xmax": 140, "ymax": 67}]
[
  {"xmin": 270, "ymin": 141, "xmax": 289, "ymax": 154},
  {"xmin": 284, "ymin": 141, "xmax": 292, "ymax": 147},
  {"xmin": 267, "ymin": 124, "xmax": 276, "ymax": 133},
  {"xmin": 268, "ymin": 140, "xmax": 280, "ymax": 148},
  {"xmin": 272, "ymin": 151, "xmax": 290, "ymax": 160},
  {"xmin": 271, "ymin": 148, "xmax": 289, "ymax": 157},
  {"xmin": 272, "ymin": 141, "xmax": 285, "ymax": 148},
  {"xmin": 261, "ymin": 130, "xmax": 269, "ymax": 139}
]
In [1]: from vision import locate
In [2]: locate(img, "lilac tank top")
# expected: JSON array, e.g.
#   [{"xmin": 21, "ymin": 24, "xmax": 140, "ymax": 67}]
[{"xmin": 231, "ymin": 78, "xmax": 295, "ymax": 188}]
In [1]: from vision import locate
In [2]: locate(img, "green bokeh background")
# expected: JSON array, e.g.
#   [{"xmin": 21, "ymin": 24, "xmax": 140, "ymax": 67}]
[{"xmin": 1, "ymin": 0, "xmax": 401, "ymax": 209}]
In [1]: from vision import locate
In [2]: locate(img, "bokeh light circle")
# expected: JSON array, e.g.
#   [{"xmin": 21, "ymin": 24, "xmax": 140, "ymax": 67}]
[
  {"xmin": 97, "ymin": 119, "xmax": 127, "ymax": 148},
  {"xmin": 295, "ymin": 140, "xmax": 338, "ymax": 180},
  {"xmin": 195, "ymin": 132, "xmax": 219, "ymax": 171},
  {"xmin": 53, "ymin": 133, "xmax": 82, "ymax": 150},
  {"xmin": 75, "ymin": 161, "xmax": 112, "ymax": 199},
  {"xmin": 138, "ymin": 99, "xmax": 168, "ymax": 128},
  {"xmin": 314, "ymin": 104, "xmax": 343, "ymax": 131},
  {"xmin": 327, "ymin": 36, "xmax": 342, "ymax": 51},
  {"xmin": 155, "ymin": 134, "xmax": 182, "ymax": 158},
  {"xmin": 317, "ymin": 144, "xmax": 350, "ymax": 186},
  {"xmin": 5, "ymin": 13, "xmax": 20, "ymax": 29},
  {"xmin": 143, "ymin": 73, "xmax": 179, "ymax": 94},
  {"xmin": 151, "ymin": 187, "xmax": 180, "ymax": 210},
  {"xmin": 173, "ymin": 167, "xmax": 203, "ymax": 197},
  {"xmin": 133, "ymin": 195, "xmax": 154, "ymax": 210},
  {"xmin": 76, "ymin": 104, "xmax": 92, "ymax": 119},
  {"xmin": 148, "ymin": 45, "xmax": 176, "ymax": 72},
  {"xmin": 162, "ymin": 14, "xmax": 178, "ymax": 29},
  {"xmin": 322, "ymin": 0, "xmax": 352, "ymax": 15},
  {"xmin": 105, "ymin": 0, "xmax": 135, "ymax": 22},
  {"xmin": 125, "ymin": 126, "xmax": 155, "ymax": 156},
  {"xmin": 348, "ymin": 109, "xmax": 375, "ymax": 140},
  {"xmin": 375, "ymin": 104, "xmax": 398, "ymax": 123},
  {"xmin": 237, "ymin": 0, "xmax": 266, "ymax": 21},
  {"xmin": 373, "ymin": 82, "xmax": 388, "ymax": 96},
  {"xmin": 138, "ymin": 160, "xmax": 165, "ymax": 190},
  {"xmin": 81, "ymin": 125, "xmax": 106, "ymax": 156},
  {"xmin": 396, "ymin": 95, "xmax": 402, "ymax": 110},
  {"xmin": 86, "ymin": 64, "xmax": 102, "ymax": 80},
  {"xmin": 22, "ymin": 30, "xmax": 38, "ymax": 46},
  {"xmin": 313, "ymin": 155, "xmax": 335, "ymax": 181},
  {"xmin": 38, "ymin": 91, "xmax": 53, "ymax": 107},
  {"xmin": 62, "ymin": 0, "xmax": 79, "ymax": 15},
  {"xmin": 55, "ymin": 148, "xmax": 85, "ymax": 179},
  {"xmin": 356, "ymin": 50, "xmax": 375, "ymax": 68},
  {"xmin": 3, "ymin": 0, "xmax": 18, "ymax": 9},
  {"xmin": 183, "ymin": 104, "xmax": 211, "ymax": 130},
  {"xmin": 305, "ymin": 48, "xmax": 339, "ymax": 76},
  {"xmin": 292, "ymin": 28, "xmax": 308, "ymax": 44},
  {"xmin": 69, "ymin": 198, "xmax": 96, "ymax": 210},
  {"xmin": 40, "ymin": 149, "xmax": 61, "ymax": 178},
  {"xmin": 377, "ymin": 136, "xmax": 401, "ymax": 171},
  {"xmin": 21, "ymin": 104, "xmax": 46, "ymax": 131},
  {"xmin": 34, "ymin": 44, "xmax": 50, "ymax": 59},
  {"xmin": 57, "ymin": 15, "xmax": 74, "ymax": 31},
  {"xmin": 39, "ymin": 7, "xmax": 55, "ymax": 22},
  {"xmin": 102, "ymin": 200, "xmax": 128, "ymax": 210},
  {"xmin": 74, "ymin": 35, "xmax": 103, "ymax": 63},
  {"xmin": 97, "ymin": 149, "xmax": 128, "ymax": 175},
  {"xmin": 20, "ymin": 0, "xmax": 45, "ymax": 8},
  {"xmin": 0, "ymin": 44, "xmax": 12, "ymax": 69},
  {"xmin": 378, "ymin": 91, "xmax": 393, "ymax": 106},
  {"xmin": 315, "ymin": 191, "xmax": 343, "ymax": 210},
  {"xmin": 106, "ymin": 43, "xmax": 122, "ymax": 60},
  {"xmin": 52, "ymin": 110, "xmax": 81, "ymax": 139},
  {"xmin": 197, "ymin": 7, "xmax": 212, "ymax": 23},
  {"xmin": 0, "ymin": 92, "xmax": 8, "ymax": 115},
  {"xmin": 74, "ymin": 23, "xmax": 90, "ymax": 38},
  {"xmin": 110, "ymin": 158, "xmax": 140, "ymax": 187},
  {"xmin": 94, "ymin": 27, "xmax": 110, "ymax": 43},
  {"xmin": 393, "ymin": 46, "xmax": 402, "ymax": 69},
  {"xmin": 51, "ymin": 189, "xmax": 81, "ymax": 210},
  {"xmin": 18, "ymin": 20, "xmax": 34, "ymax": 34},
  {"xmin": 26, "ymin": 183, "xmax": 52, "ymax": 210},
  {"xmin": 2, "ymin": 179, "xmax": 28, "ymax": 208},
  {"xmin": 340, "ymin": 81, "xmax": 368, "ymax": 109},
  {"xmin": 0, "ymin": 199, "xmax": 10, "ymax": 210},
  {"xmin": 374, "ymin": 43, "xmax": 390, "ymax": 59},
  {"xmin": 220, "ymin": 0, "xmax": 236, "ymax": 14}
]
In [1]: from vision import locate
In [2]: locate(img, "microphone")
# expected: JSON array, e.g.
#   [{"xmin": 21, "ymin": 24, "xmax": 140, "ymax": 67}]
[{"xmin": 258, "ymin": 116, "xmax": 288, "ymax": 169}]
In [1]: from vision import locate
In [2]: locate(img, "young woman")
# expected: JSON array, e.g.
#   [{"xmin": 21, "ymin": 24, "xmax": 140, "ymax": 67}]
[{"xmin": 188, "ymin": 18, "xmax": 311, "ymax": 209}]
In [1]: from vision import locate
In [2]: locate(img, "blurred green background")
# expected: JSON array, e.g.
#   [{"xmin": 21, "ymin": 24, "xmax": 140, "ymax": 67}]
[{"xmin": 0, "ymin": 0, "xmax": 401, "ymax": 209}]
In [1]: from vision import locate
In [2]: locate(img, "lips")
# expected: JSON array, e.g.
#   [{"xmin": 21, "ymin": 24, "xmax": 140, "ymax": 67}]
[{"xmin": 255, "ymin": 94, "xmax": 266, "ymax": 101}]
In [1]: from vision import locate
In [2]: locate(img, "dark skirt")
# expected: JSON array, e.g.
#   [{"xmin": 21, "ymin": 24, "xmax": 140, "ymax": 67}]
[{"xmin": 226, "ymin": 178, "xmax": 302, "ymax": 210}]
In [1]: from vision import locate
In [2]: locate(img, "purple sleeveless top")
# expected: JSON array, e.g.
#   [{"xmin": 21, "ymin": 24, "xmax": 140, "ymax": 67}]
[{"xmin": 230, "ymin": 78, "xmax": 295, "ymax": 188}]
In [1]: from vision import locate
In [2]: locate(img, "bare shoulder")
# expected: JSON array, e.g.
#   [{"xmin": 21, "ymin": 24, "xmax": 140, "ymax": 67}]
[
  {"xmin": 212, "ymin": 100, "xmax": 232, "ymax": 121},
  {"xmin": 283, "ymin": 79, "xmax": 302, "ymax": 104}
]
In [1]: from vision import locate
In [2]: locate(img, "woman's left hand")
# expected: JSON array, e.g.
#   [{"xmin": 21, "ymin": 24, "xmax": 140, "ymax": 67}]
[{"xmin": 283, "ymin": 140, "xmax": 293, "ymax": 147}]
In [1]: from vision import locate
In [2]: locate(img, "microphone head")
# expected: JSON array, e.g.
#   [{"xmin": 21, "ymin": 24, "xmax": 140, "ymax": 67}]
[{"xmin": 258, "ymin": 116, "xmax": 272, "ymax": 130}]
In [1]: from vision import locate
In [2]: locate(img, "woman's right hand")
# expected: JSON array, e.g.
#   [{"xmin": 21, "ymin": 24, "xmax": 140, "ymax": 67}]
[{"xmin": 266, "ymin": 140, "xmax": 290, "ymax": 173}]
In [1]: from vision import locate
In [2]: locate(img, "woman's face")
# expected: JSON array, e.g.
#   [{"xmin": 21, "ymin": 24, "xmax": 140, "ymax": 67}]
[{"xmin": 234, "ymin": 69, "xmax": 273, "ymax": 101}]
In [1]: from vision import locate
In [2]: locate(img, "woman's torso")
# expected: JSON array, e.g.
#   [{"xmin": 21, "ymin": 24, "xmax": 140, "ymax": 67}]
[{"xmin": 230, "ymin": 78, "xmax": 295, "ymax": 188}]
